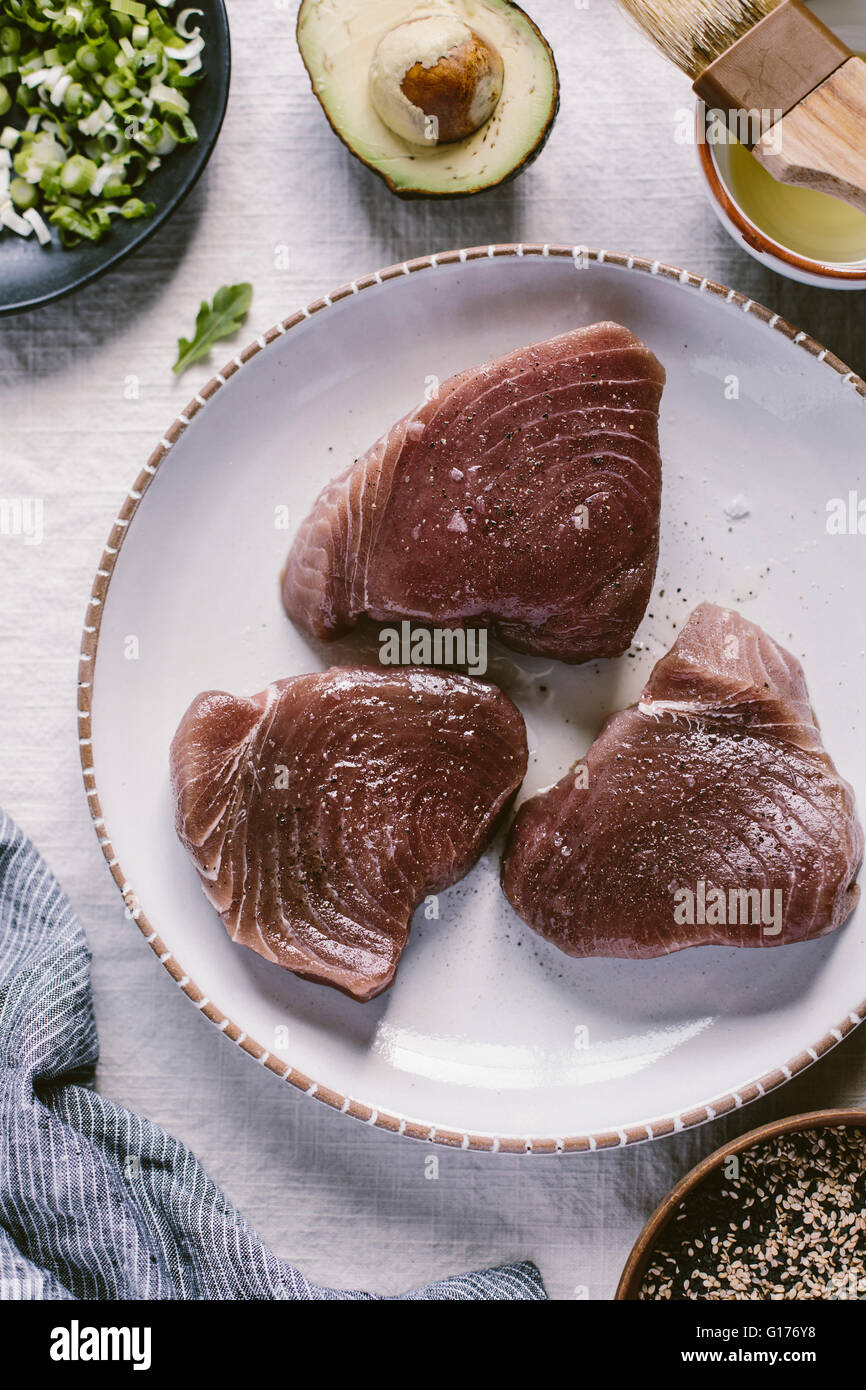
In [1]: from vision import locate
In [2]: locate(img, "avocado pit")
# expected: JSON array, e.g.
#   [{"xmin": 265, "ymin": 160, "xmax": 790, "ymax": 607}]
[{"xmin": 369, "ymin": 16, "xmax": 504, "ymax": 146}]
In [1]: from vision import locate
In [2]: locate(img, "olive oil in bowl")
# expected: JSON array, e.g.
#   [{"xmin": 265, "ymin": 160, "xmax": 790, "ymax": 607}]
[{"xmin": 725, "ymin": 138, "xmax": 866, "ymax": 265}]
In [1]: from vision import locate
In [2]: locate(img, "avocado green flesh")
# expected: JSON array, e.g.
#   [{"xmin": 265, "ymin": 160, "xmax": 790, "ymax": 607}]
[{"xmin": 297, "ymin": 0, "xmax": 559, "ymax": 197}]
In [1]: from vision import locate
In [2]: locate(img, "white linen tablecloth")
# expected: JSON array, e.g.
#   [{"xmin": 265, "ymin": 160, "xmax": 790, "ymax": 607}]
[{"xmin": 1, "ymin": 0, "xmax": 864, "ymax": 1300}]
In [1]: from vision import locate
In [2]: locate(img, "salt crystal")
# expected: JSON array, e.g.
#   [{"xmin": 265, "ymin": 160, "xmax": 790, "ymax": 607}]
[{"xmin": 724, "ymin": 495, "xmax": 751, "ymax": 521}]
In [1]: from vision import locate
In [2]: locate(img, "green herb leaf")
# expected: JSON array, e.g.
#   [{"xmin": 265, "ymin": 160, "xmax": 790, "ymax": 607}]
[{"xmin": 173, "ymin": 283, "xmax": 253, "ymax": 376}]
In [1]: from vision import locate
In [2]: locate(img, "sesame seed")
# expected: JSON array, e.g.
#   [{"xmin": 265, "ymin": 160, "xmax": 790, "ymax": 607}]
[{"xmin": 639, "ymin": 1127, "xmax": 866, "ymax": 1301}]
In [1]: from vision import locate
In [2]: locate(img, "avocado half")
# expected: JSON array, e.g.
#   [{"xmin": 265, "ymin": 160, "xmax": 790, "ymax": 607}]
[{"xmin": 296, "ymin": 0, "xmax": 560, "ymax": 199}]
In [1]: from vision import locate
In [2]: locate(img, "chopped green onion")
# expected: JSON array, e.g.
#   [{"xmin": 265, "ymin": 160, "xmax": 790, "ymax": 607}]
[
  {"xmin": 1, "ymin": 201, "xmax": 32, "ymax": 234},
  {"xmin": 111, "ymin": 0, "xmax": 147, "ymax": 19},
  {"xmin": 150, "ymin": 79, "xmax": 187, "ymax": 114},
  {"xmin": 49, "ymin": 71, "xmax": 73, "ymax": 104},
  {"xmin": 75, "ymin": 43, "xmax": 100, "ymax": 73},
  {"xmin": 18, "ymin": 54, "xmax": 44, "ymax": 78},
  {"xmin": 78, "ymin": 97, "xmax": 112, "ymax": 135},
  {"xmin": 118, "ymin": 194, "xmax": 152, "ymax": 217},
  {"xmin": 9, "ymin": 172, "xmax": 36, "ymax": 207},
  {"xmin": 62, "ymin": 80, "xmax": 88, "ymax": 115},
  {"xmin": 0, "ymin": 25, "xmax": 21, "ymax": 55},
  {"xmin": 102, "ymin": 72, "xmax": 128, "ymax": 100},
  {"xmin": 38, "ymin": 165, "xmax": 61, "ymax": 196},
  {"xmin": 164, "ymin": 37, "xmax": 202, "ymax": 62},
  {"xmin": 60, "ymin": 152, "xmax": 97, "ymax": 193},
  {"xmin": 0, "ymin": 0, "xmax": 206, "ymax": 246},
  {"xmin": 24, "ymin": 205, "xmax": 51, "ymax": 242}
]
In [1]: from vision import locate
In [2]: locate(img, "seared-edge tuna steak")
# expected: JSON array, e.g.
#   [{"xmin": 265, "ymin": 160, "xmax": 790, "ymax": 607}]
[
  {"xmin": 502, "ymin": 604, "xmax": 863, "ymax": 956},
  {"xmin": 282, "ymin": 322, "xmax": 665, "ymax": 664},
  {"xmin": 171, "ymin": 667, "xmax": 528, "ymax": 1000}
]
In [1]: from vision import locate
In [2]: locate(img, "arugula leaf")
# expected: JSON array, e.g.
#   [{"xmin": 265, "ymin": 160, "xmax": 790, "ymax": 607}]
[{"xmin": 173, "ymin": 283, "xmax": 254, "ymax": 375}]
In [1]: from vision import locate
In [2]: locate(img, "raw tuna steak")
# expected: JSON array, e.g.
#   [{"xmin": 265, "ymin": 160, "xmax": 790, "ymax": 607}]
[
  {"xmin": 502, "ymin": 604, "xmax": 862, "ymax": 956},
  {"xmin": 171, "ymin": 667, "xmax": 527, "ymax": 1000},
  {"xmin": 282, "ymin": 322, "xmax": 665, "ymax": 663}
]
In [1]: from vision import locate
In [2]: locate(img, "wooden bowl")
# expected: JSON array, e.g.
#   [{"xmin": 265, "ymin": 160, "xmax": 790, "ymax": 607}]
[{"xmin": 616, "ymin": 1108, "xmax": 866, "ymax": 1300}]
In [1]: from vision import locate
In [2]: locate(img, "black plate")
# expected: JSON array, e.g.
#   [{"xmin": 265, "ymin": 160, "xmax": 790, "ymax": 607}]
[{"xmin": 0, "ymin": 0, "xmax": 230, "ymax": 316}]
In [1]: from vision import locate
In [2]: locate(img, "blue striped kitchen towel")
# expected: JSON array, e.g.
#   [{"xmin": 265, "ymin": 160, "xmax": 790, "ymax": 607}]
[{"xmin": 0, "ymin": 812, "xmax": 546, "ymax": 1301}]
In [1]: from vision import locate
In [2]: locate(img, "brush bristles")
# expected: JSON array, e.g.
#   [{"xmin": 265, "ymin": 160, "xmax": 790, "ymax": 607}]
[{"xmin": 617, "ymin": 0, "xmax": 784, "ymax": 79}]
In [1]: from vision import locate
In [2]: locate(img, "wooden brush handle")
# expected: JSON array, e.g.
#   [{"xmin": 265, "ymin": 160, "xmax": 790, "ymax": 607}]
[{"xmin": 753, "ymin": 58, "xmax": 866, "ymax": 214}]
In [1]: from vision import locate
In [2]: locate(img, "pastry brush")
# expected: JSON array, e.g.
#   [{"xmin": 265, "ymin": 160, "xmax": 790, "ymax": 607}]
[{"xmin": 618, "ymin": 0, "xmax": 866, "ymax": 213}]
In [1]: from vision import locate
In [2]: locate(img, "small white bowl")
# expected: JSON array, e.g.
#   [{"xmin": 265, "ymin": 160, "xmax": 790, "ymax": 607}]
[{"xmin": 697, "ymin": 0, "xmax": 866, "ymax": 289}]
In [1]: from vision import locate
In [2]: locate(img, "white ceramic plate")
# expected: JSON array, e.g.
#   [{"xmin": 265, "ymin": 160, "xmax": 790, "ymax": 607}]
[{"xmin": 80, "ymin": 246, "xmax": 866, "ymax": 1153}]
